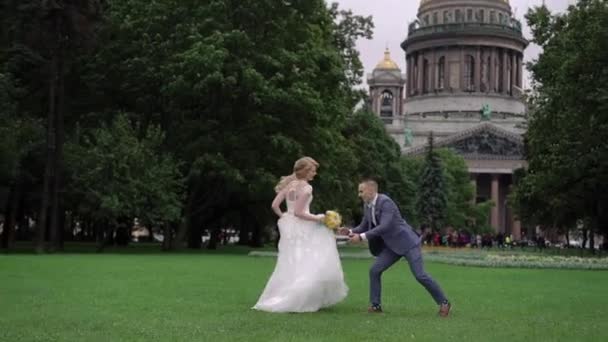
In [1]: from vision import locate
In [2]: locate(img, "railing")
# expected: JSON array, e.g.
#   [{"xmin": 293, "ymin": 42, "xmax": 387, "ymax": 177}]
[{"xmin": 407, "ymin": 21, "xmax": 523, "ymax": 39}]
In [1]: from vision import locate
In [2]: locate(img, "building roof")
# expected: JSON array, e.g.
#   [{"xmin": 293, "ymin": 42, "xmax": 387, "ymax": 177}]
[{"xmin": 375, "ymin": 48, "xmax": 400, "ymax": 70}]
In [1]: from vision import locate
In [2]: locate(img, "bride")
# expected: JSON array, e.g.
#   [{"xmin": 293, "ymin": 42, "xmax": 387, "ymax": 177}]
[{"xmin": 252, "ymin": 156, "xmax": 348, "ymax": 312}]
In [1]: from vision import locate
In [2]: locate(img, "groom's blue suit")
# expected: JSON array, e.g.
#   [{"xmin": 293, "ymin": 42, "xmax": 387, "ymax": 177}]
[{"xmin": 352, "ymin": 193, "xmax": 448, "ymax": 306}]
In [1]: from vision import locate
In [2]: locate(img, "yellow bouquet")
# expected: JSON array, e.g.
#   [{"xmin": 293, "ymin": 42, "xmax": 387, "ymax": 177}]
[{"xmin": 323, "ymin": 210, "xmax": 342, "ymax": 230}]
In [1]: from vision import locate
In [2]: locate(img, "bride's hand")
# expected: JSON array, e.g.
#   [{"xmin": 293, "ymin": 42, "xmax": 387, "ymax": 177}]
[
  {"xmin": 337, "ymin": 227, "xmax": 350, "ymax": 236},
  {"xmin": 315, "ymin": 214, "xmax": 325, "ymax": 223}
]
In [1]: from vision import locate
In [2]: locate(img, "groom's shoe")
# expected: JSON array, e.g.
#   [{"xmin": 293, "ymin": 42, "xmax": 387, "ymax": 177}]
[
  {"xmin": 367, "ymin": 304, "xmax": 383, "ymax": 313},
  {"xmin": 438, "ymin": 302, "xmax": 451, "ymax": 317}
]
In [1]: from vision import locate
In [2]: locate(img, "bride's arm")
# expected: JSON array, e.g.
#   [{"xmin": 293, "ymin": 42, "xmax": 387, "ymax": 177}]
[
  {"xmin": 271, "ymin": 189, "xmax": 286, "ymax": 217},
  {"xmin": 293, "ymin": 187, "xmax": 324, "ymax": 223}
]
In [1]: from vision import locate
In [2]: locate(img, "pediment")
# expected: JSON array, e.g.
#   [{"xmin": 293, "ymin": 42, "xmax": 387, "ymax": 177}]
[
  {"xmin": 405, "ymin": 123, "xmax": 524, "ymax": 160},
  {"xmin": 447, "ymin": 129, "xmax": 523, "ymax": 158}
]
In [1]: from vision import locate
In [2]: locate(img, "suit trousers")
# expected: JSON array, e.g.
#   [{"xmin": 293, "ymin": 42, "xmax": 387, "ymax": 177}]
[{"xmin": 369, "ymin": 246, "xmax": 447, "ymax": 305}]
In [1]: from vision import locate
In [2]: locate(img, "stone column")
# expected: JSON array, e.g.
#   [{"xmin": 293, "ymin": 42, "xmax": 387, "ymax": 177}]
[
  {"xmin": 407, "ymin": 55, "xmax": 413, "ymax": 96},
  {"xmin": 460, "ymin": 47, "xmax": 465, "ymax": 91},
  {"xmin": 518, "ymin": 54, "xmax": 523, "ymax": 88},
  {"xmin": 489, "ymin": 48, "xmax": 495, "ymax": 92},
  {"xmin": 511, "ymin": 52, "xmax": 517, "ymax": 94},
  {"xmin": 470, "ymin": 173, "xmax": 478, "ymax": 204},
  {"xmin": 398, "ymin": 87, "xmax": 403, "ymax": 116},
  {"xmin": 475, "ymin": 46, "xmax": 481, "ymax": 92},
  {"xmin": 413, "ymin": 55, "xmax": 417, "ymax": 94},
  {"xmin": 443, "ymin": 47, "xmax": 452, "ymax": 91},
  {"xmin": 502, "ymin": 49, "xmax": 509, "ymax": 94},
  {"xmin": 491, "ymin": 174, "xmax": 500, "ymax": 231},
  {"xmin": 370, "ymin": 89, "xmax": 375, "ymax": 114},
  {"xmin": 511, "ymin": 217, "xmax": 521, "ymax": 240},
  {"xmin": 430, "ymin": 49, "xmax": 436, "ymax": 92},
  {"xmin": 417, "ymin": 53, "xmax": 424, "ymax": 94},
  {"xmin": 405, "ymin": 56, "xmax": 409, "ymax": 95}
]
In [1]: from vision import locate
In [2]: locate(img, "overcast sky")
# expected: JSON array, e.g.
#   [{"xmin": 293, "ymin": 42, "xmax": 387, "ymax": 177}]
[{"xmin": 333, "ymin": 0, "xmax": 577, "ymax": 89}]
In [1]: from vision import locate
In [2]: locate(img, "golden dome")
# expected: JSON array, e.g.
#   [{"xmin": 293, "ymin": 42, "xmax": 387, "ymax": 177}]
[
  {"xmin": 375, "ymin": 48, "xmax": 400, "ymax": 70},
  {"xmin": 421, "ymin": 0, "xmax": 508, "ymax": 4}
]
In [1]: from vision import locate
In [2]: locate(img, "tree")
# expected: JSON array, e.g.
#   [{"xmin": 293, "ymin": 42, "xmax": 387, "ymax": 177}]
[
  {"xmin": 416, "ymin": 133, "xmax": 448, "ymax": 231},
  {"xmin": 0, "ymin": 41, "xmax": 44, "ymax": 250},
  {"xmin": 2, "ymin": 0, "xmax": 379, "ymax": 251},
  {"xmin": 79, "ymin": 0, "xmax": 373, "ymax": 249},
  {"xmin": 515, "ymin": 0, "xmax": 608, "ymax": 249},
  {"xmin": 65, "ymin": 113, "xmax": 184, "ymax": 251},
  {"xmin": 0, "ymin": 72, "xmax": 22, "ymax": 183},
  {"xmin": 436, "ymin": 148, "xmax": 477, "ymax": 230},
  {"xmin": 343, "ymin": 109, "xmax": 418, "ymax": 223},
  {"xmin": 328, "ymin": 2, "xmax": 374, "ymax": 105},
  {"xmin": 2, "ymin": 0, "xmax": 103, "ymax": 252}
]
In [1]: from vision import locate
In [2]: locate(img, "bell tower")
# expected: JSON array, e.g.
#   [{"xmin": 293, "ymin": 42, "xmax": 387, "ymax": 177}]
[{"xmin": 367, "ymin": 48, "xmax": 407, "ymax": 144}]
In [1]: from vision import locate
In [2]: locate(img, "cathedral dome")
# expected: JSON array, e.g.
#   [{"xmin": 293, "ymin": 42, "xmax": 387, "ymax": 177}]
[
  {"xmin": 420, "ymin": 0, "xmax": 509, "ymax": 4},
  {"xmin": 375, "ymin": 48, "xmax": 400, "ymax": 70},
  {"xmin": 418, "ymin": 0, "xmax": 512, "ymax": 14}
]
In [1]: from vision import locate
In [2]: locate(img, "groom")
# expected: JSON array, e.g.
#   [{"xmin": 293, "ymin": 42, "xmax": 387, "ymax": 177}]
[{"xmin": 340, "ymin": 179, "xmax": 451, "ymax": 317}]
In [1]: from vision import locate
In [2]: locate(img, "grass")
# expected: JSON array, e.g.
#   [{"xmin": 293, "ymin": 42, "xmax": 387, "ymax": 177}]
[{"xmin": 1, "ymin": 252, "xmax": 607, "ymax": 341}]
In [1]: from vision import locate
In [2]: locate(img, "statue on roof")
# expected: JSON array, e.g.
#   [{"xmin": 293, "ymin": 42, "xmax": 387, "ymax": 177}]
[{"xmin": 480, "ymin": 104, "xmax": 491, "ymax": 121}]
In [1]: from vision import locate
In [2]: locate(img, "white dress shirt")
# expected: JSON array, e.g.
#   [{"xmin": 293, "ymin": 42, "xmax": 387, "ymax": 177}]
[{"xmin": 353, "ymin": 194, "xmax": 378, "ymax": 241}]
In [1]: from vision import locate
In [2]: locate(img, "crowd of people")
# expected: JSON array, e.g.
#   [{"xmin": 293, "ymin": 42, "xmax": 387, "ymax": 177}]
[{"xmin": 420, "ymin": 227, "xmax": 547, "ymax": 250}]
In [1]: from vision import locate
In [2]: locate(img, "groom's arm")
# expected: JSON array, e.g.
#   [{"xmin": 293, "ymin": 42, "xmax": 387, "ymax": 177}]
[
  {"xmin": 361, "ymin": 200, "xmax": 396, "ymax": 239},
  {"xmin": 351, "ymin": 206, "xmax": 369, "ymax": 234}
]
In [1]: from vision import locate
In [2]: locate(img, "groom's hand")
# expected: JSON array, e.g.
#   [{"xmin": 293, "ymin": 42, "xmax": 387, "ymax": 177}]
[
  {"xmin": 338, "ymin": 227, "xmax": 350, "ymax": 236},
  {"xmin": 348, "ymin": 234, "xmax": 362, "ymax": 244}
]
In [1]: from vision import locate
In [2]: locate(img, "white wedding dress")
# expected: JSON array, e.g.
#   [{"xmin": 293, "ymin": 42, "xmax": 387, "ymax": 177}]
[{"xmin": 253, "ymin": 181, "xmax": 348, "ymax": 312}]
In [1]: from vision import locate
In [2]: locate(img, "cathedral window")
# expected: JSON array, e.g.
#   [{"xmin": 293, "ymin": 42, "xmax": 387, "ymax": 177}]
[
  {"xmin": 380, "ymin": 90, "xmax": 394, "ymax": 123},
  {"xmin": 381, "ymin": 91, "xmax": 393, "ymax": 106}
]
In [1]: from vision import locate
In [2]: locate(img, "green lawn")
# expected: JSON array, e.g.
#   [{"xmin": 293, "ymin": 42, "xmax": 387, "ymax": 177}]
[{"xmin": 1, "ymin": 253, "xmax": 607, "ymax": 341}]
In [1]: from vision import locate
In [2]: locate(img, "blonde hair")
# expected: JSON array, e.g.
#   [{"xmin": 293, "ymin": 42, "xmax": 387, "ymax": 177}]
[{"xmin": 274, "ymin": 156, "xmax": 319, "ymax": 192}]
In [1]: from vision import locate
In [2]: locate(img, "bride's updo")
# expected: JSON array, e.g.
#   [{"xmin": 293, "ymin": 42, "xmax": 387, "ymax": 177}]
[{"xmin": 274, "ymin": 156, "xmax": 319, "ymax": 193}]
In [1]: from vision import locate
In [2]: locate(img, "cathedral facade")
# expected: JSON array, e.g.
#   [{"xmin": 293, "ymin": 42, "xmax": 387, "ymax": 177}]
[{"xmin": 367, "ymin": 0, "xmax": 528, "ymax": 238}]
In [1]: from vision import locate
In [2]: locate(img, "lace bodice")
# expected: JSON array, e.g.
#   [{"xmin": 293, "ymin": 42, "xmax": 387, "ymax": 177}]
[{"xmin": 285, "ymin": 181, "xmax": 313, "ymax": 214}]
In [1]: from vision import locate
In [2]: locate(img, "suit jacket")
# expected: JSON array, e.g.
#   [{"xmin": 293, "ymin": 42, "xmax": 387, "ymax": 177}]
[{"xmin": 352, "ymin": 193, "xmax": 420, "ymax": 256}]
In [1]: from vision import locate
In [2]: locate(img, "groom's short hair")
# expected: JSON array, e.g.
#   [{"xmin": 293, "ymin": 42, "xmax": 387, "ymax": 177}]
[{"xmin": 360, "ymin": 178, "xmax": 378, "ymax": 191}]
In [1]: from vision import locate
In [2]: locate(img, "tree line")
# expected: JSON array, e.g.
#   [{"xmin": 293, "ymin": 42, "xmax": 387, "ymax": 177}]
[
  {"xmin": 512, "ymin": 0, "xmax": 608, "ymax": 251},
  {"xmin": 1, "ymin": 0, "xmax": 506, "ymax": 252}
]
